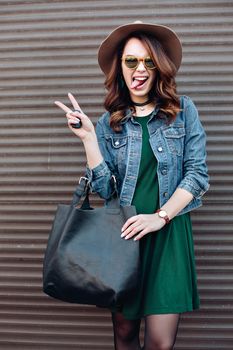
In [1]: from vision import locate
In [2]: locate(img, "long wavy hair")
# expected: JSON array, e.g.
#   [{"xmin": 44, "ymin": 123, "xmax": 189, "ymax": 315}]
[{"xmin": 104, "ymin": 32, "xmax": 180, "ymax": 131}]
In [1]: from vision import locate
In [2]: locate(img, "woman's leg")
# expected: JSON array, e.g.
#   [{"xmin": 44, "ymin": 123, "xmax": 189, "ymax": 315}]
[
  {"xmin": 143, "ymin": 314, "xmax": 180, "ymax": 350},
  {"xmin": 111, "ymin": 312, "xmax": 141, "ymax": 350}
]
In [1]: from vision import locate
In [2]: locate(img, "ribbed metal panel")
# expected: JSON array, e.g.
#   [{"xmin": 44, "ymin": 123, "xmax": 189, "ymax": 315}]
[{"xmin": 0, "ymin": 0, "xmax": 232, "ymax": 349}]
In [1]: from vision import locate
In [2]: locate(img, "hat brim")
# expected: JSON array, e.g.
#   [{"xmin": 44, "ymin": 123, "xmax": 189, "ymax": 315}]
[{"xmin": 98, "ymin": 22, "xmax": 182, "ymax": 75}]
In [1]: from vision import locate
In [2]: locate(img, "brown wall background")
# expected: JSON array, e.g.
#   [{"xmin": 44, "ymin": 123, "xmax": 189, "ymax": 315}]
[{"xmin": 0, "ymin": 0, "xmax": 232, "ymax": 349}]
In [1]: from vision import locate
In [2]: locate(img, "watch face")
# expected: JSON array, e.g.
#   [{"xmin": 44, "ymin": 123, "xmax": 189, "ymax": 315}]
[{"xmin": 159, "ymin": 210, "xmax": 167, "ymax": 218}]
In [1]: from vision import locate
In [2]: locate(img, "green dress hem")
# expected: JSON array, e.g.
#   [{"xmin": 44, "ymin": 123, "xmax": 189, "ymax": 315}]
[{"xmin": 121, "ymin": 304, "xmax": 200, "ymax": 320}]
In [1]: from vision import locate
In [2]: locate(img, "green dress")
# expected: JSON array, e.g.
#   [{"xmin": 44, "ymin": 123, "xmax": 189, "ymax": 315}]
[{"xmin": 118, "ymin": 113, "xmax": 200, "ymax": 320}]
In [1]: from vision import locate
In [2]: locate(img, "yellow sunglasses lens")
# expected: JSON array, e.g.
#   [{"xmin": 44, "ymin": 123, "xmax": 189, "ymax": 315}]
[
  {"xmin": 144, "ymin": 57, "xmax": 156, "ymax": 69},
  {"xmin": 124, "ymin": 56, "xmax": 138, "ymax": 68}
]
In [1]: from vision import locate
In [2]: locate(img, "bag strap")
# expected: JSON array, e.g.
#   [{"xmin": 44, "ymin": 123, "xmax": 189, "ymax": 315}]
[
  {"xmin": 71, "ymin": 175, "xmax": 120, "ymax": 209},
  {"xmin": 105, "ymin": 175, "xmax": 121, "ymax": 209},
  {"xmin": 71, "ymin": 177, "xmax": 89, "ymax": 206}
]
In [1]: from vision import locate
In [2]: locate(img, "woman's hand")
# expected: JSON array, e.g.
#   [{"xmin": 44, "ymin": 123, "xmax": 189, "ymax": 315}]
[
  {"xmin": 55, "ymin": 93, "xmax": 95, "ymax": 142},
  {"xmin": 121, "ymin": 213, "xmax": 166, "ymax": 241}
]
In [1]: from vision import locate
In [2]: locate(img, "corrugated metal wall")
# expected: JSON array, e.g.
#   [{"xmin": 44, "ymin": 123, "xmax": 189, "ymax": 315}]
[{"xmin": 0, "ymin": 0, "xmax": 232, "ymax": 349}]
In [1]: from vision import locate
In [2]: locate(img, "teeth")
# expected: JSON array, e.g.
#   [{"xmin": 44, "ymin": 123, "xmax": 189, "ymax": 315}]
[{"xmin": 134, "ymin": 77, "xmax": 147, "ymax": 81}]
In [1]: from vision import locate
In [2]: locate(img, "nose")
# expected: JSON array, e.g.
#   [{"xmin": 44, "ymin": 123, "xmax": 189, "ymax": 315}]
[{"xmin": 136, "ymin": 61, "xmax": 146, "ymax": 71}]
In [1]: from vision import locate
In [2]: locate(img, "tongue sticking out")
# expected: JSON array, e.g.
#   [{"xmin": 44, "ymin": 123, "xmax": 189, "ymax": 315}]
[
  {"xmin": 130, "ymin": 78, "xmax": 147, "ymax": 89},
  {"xmin": 130, "ymin": 79, "xmax": 141, "ymax": 89}
]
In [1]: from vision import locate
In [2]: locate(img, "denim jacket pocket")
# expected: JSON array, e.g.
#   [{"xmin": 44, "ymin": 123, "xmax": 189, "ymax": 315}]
[
  {"xmin": 109, "ymin": 135, "xmax": 128, "ymax": 149},
  {"xmin": 163, "ymin": 126, "xmax": 185, "ymax": 156},
  {"xmin": 105, "ymin": 135, "xmax": 128, "ymax": 173}
]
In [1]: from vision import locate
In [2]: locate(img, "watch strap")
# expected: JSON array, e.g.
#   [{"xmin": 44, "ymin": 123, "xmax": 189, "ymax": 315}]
[{"xmin": 156, "ymin": 209, "xmax": 170, "ymax": 224}]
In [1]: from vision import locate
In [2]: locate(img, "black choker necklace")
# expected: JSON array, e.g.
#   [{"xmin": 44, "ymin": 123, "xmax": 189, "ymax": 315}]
[{"xmin": 132, "ymin": 99, "xmax": 151, "ymax": 107}]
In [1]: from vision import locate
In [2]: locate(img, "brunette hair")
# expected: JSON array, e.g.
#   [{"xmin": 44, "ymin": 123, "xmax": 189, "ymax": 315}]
[{"xmin": 104, "ymin": 32, "xmax": 180, "ymax": 131}]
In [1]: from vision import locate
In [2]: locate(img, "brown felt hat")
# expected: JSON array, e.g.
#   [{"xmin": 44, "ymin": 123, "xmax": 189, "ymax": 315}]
[{"xmin": 98, "ymin": 21, "xmax": 182, "ymax": 75}]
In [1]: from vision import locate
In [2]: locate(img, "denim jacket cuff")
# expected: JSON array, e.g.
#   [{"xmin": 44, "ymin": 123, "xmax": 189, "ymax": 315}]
[
  {"xmin": 178, "ymin": 178, "xmax": 209, "ymax": 199},
  {"xmin": 86, "ymin": 160, "xmax": 110, "ymax": 181}
]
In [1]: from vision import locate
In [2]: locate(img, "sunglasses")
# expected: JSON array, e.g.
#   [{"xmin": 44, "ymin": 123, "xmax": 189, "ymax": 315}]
[{"xmin": 121, "ymin": 55, "xmax": 156, "ymax": 70}]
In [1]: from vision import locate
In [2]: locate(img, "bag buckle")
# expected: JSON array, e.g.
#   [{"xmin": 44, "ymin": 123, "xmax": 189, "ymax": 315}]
[
  {"xmin": 78, "ymin": 176, "xmax": 90, "ymax": 192},
  {"xmin": 111, "ymin": 175, "xmax": 116, "ymax": 184},
  {"xmin": 110, "ymin": 175, "xmax": 118, "ymax": 197},
  {"xmin": 79, "ymin": 176, "xmax": 89, "ymax": 185}
]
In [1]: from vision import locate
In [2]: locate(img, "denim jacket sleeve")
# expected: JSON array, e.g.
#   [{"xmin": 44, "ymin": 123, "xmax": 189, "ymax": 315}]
[
  {"xmin": 177, "ymin": 96, "xmax": 210, "ymax": 198},
  {"xmin": 85, "ymin": 113, "xmax": 116, "ymax": 199}
]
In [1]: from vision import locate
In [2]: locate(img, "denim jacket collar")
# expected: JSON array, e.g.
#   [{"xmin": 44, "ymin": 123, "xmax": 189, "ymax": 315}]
[{"xmin": 121, "ymin": 106, "xmax": 160, "ymax": 125}]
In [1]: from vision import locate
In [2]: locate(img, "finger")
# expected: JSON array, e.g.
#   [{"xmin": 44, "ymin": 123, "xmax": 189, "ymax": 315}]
[
  {"xmin": 68, "ymin": 92, "xmax": 83, "ymax": 113},
  {"xmin": 121, "ymin": 222, "xmax": 141, "ymax": 238},
  {"xmin": 70, "ymin": 110, "xmax": 84, "ymax": 118},
  {"xmin": 134, "ymin": 229, "xmax": 149, "ymax": 241},
  {"xmin": 66, "ymin": 110, "xmax": 81, "ymax": 119},
  {"xmin": 67, "ymin": 116, "xmax": 80, "ymax": 125},
  {"xmin": 121, "ymin": 215, "xmax": 139, "ymax": 232},
  {"xmin": 66, "ymin": 111, "xmax": 84, "ymax": 126},
  {"xmin": 66, "ymin": 113, "xmax": 82, "ymax": 130},
  {"xmin": 55, "ymin": 101, "xmax": 72, "ymax": 114},
  {"xmin": 123, "ymin": 224, "xmax": 144, "ymax": 240}
]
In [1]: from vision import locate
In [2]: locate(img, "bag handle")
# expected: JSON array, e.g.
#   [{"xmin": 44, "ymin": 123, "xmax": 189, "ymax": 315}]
[
  {"xmin": 71, "ymin": 175, "xmax": 119, "ymax": 209},
  {"xmin": 71, "ymin": 177, "xmax": 89, "ymax": 207}
]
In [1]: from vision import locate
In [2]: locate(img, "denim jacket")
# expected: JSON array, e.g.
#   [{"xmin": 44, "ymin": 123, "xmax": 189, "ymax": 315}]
[{"xmin": 86, "ymin": 95, "xmax": 209, "ymax": 215}]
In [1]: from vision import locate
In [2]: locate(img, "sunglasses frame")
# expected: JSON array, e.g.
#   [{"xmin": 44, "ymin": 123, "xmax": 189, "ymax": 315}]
[{"xmin": 121, "ymin": 55, "xmax": 156, "ymax": 70}]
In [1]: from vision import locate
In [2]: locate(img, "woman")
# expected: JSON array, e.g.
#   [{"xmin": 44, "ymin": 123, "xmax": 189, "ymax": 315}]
[{"xmin": 55, "ymin": 21, "xmax": 209, "ymax": 350}]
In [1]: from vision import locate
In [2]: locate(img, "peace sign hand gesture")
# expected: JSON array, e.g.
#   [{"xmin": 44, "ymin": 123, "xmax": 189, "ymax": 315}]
[{"xmin": 55, "ymin": 93, "xmax": 95, "ymax": 142}]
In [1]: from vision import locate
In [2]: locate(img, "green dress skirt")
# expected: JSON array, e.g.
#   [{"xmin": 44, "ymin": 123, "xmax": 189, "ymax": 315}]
[{"xmin": 114, "ymin": 114, "xmax": 200, "ymax": 320}]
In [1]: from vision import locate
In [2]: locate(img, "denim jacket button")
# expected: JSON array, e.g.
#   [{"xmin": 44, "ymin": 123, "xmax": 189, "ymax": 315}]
[
  {"xmin": 163, "ymin": 192, "xmax": 168, "ymax": 197},
  {"xmin": 158, "ymin": 146, "xmax": 163, "ymax": 152},
  {"xmin": 114, "ymin": 140, "xmax": 120, "ymax": 146},
  {"xmin": 161, "ymin": 169, "xmax": 167, "ymax": 175}
]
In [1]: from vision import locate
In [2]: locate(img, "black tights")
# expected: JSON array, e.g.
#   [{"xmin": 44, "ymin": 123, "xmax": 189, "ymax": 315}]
[{"xmin": 112, "ymin": 312, "xmax": 180, "ymax": 350}]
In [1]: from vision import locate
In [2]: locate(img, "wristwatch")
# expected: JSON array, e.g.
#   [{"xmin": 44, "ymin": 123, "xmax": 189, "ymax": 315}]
[{"xmin": 156, "ymin": 209, "xmax": 170, "ymax": 224}]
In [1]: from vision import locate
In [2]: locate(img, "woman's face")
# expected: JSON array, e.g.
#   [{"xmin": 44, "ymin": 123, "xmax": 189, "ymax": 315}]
[{"xmin": 121, "ymin": 37, "xmax": 156, "ymax": 103}]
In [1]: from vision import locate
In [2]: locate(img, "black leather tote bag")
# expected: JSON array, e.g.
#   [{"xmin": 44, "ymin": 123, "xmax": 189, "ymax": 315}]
[{"xmin": 43, "ymin": 177, "xmax": 140, "ymax": 308}]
